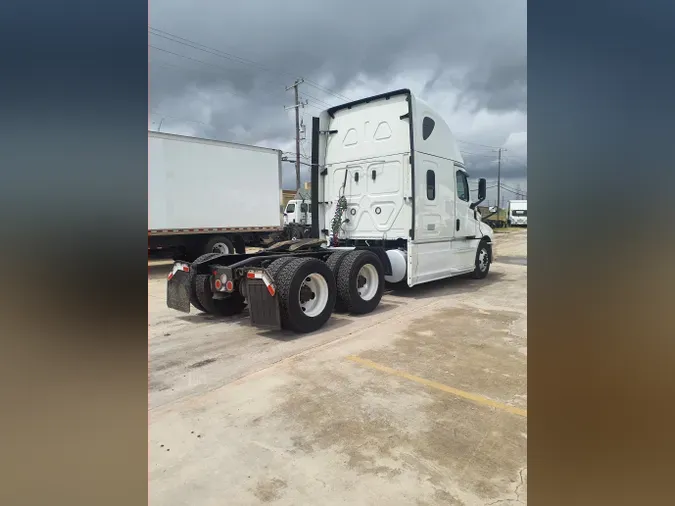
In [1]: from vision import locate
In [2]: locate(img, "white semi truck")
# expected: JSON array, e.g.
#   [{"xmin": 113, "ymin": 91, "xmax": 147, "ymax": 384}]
[
  {"xmin": 283, "ymin": 198, "xmax": 312, "ymax": 240},
  {"xmin": 167, "ymin": 89, "xmax": 494, "ymax": 333},
  {"xmin": 508, "ymin": 200, "xmax": 527, "ymax": 226},
  {"xmin": 149, "ymin": 131, "xmax": 286, "ymax": 258}
]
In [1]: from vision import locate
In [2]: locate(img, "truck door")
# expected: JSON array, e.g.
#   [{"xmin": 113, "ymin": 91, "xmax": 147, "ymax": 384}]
[{"xmin": 454, "ymin": 169, "xmax": 477, "ymax": 267}]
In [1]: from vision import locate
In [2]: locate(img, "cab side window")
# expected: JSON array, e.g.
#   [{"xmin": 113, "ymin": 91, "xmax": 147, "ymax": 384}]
[
  {"xmin": 426, "ymin": 170, "xmax": 436, "ymax": 200},
  {"xmin": 456, "ymin": 171, "xmax": 469, "ymax": 202}
]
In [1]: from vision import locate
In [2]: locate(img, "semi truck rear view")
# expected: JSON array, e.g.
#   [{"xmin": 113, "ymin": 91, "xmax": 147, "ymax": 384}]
[{"xmin": 167, "ymin": 89, "xmax": 494, "ymax": 333}]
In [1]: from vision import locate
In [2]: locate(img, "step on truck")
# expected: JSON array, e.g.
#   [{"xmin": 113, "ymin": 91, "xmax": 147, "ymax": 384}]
[{"xmin": 167, "ymin": 89, "xmax": 495, "ymax": 333}]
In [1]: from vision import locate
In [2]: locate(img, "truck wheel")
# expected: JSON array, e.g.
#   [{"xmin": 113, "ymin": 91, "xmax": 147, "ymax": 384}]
[
  {"xmin": 204, "ymin": 236, "xmax": 234, "ymax": 255},
  {"xmin": 188, "ymin": 252, "xmax": 220, "ymax": 312},
  {"xmin": 336, "ymin": 250, "xmax": 384, "ymax": 314},
  {"xmin": 471, "ymin": 241, "xmax": 492, "ymax": 279},
  {"xmin": 195, "ymin": 274, "xmax": 246, "ymax": 316},
  {"xmin": 289, "ymin": 224, "xmax": 302, "ymax": 241},
  {"xmin": 275, "ymin": 258, "xmax": 336, "ymax": 333},
  {"xmin": 326, "ymin": 251, "xmax": 350, "ymax": 312}
]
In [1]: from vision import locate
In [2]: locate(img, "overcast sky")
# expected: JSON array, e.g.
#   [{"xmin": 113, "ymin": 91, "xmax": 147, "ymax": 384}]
[{"xmin": 149, "ymin": 0, "xmax": 527, "ymax": 206}]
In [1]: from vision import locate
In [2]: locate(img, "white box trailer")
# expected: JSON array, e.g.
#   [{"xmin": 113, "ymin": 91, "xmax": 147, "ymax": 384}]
[
  {"xmin": 148, "ymin": 131, "xmax": 285, "ymax": 258},
  {"xmin": 166, "ymin": 89, "xmax": 494, "ymax": 333}
]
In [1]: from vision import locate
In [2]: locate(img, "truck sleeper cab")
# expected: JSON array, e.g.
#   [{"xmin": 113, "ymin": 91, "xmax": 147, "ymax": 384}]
[{"xmin": 166, "ymin": 89, "xmax": 493, "ymax": 333}]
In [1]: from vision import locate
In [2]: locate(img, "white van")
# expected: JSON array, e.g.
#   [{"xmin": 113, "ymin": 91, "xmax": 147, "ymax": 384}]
[{"xmin": 508, "ymin": 200, "xmax": 527, "ymax": 226}]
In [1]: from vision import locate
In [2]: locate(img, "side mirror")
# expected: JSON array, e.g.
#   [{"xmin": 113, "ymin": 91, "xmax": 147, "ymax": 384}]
[
  {"xmin": 477, "ymin": 178, "xmax": 487, "ymax": 201},
  {"xmin": 470, "ymin": 178, "xmax": 487, "ymax": 210}
]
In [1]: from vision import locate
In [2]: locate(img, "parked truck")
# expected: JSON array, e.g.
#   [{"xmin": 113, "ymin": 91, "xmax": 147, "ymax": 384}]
[
  {"xmin": 149, "ymin": 131, "xmax": 286, "ymax": 259},
  {"xmin": 167, "ymin": 89, "xmax": 494, "ymax": 333},
  {"xmin": 283, "ymin": 198, "xmax": 312, "ymax": 239},
  {"xmin": 507, "ymin": 200, "xmax": 528, "ymax": 226}
]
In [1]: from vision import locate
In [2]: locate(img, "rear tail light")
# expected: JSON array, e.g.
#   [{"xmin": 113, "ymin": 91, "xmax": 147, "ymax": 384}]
[
  {"xmin": 214, "ymin": 279, "xmax": 222, "ymax": 290},
  {"xmin": 225, "ymin": 280, "xmax": 234, "ymax": 292}
]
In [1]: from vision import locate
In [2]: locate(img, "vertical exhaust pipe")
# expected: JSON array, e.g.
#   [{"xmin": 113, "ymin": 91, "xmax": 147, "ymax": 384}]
[{"xmin": 310, "ymin": 116, "xmax": 320, "ymax": 238}]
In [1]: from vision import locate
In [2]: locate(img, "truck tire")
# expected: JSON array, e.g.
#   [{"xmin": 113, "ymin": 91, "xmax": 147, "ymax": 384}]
[
  {"xmin": 188, "ymin": 252, "xmax": 221, "ymax": 312},
  {"xmin": 471, "ymin": 240, "xmax": 492, "ymax": 279},
  {"xmin": 195, "ymin": 273, "xmax": 246, "ymax": 316},
  {"xmin": 266, "ymin": 256, "xmax": 296, "ymax": 279},
  {"xmin": 289, "ymin": 224, "xmax": 303, "ymax": 241},
  {"xmin": 275, "ymin": 258, "xmax": 336, "ymax": 333},
  {"xmin": 336, "ymin": 250, "xmax": 384, "ymax": 314},
  {"xmin": 204, "ymin": 236, "xmax": 235, "ymax": 255},
  {"xmin": 326, "ymin": 251, "xmax": 350, "ymax": 312}
]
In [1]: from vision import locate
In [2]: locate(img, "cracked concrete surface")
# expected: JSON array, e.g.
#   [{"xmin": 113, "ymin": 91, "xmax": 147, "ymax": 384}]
[{"xmin": 149, "ymin": 229, "xmax": 527, "ymax": 505}]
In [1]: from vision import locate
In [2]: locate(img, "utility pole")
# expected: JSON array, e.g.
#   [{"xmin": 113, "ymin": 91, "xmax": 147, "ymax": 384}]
[
  {"xmin": 497, "ymin": 147, "xmax": 506, "ymax": 213},
  {"xmin": 285, "ymin": 78, "xmax": 307, "ymax": 191}
]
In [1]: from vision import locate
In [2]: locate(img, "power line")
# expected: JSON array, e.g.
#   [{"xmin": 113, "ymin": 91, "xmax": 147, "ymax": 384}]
[
  {"xmin": 149, "ymin": 111, "xmax": 210, "ymax": 129},
  {"xmin": 457, "ymin": 139, "xmax": 500, "ymax": 150},
  {"xmin": 149, "ymin": 26, "xmax": 350, "ymax": 105},
  {"xmin": 299, "ymin": 92, "xmax": 334, "ymax": 108},
  {"xmin": 499, "ymin": 185, "xmax": 528, "ymax": 198},
  {"xmin": 303, "ymin": 79, "xmax": 351, "ymax": 102},
  {"xmin": 149, "ymin": 45, "xmax": 291, "ymax": 105},
  {"xmin": 461, "ymin": 150, "xmax": 499, "ymax": 159}
]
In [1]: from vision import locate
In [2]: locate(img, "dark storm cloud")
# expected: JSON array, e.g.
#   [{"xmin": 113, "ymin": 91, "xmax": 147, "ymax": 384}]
[{"xmin": 149, "ymin": 0, "xmax": 526, "ymax": 187}]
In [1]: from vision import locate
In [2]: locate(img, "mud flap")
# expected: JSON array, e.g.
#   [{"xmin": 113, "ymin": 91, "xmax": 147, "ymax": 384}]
[
  {"xmin": 167, "ymin": 270, "xmax": 191, "ymax": 313},
  {"xmin": 247, "ymin": 279, "xmax": 281, "ymax": 329}
]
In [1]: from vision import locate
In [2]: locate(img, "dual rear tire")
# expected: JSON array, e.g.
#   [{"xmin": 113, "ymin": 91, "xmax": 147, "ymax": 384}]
[
  {"xmin": 327, "ymin": 250, "xmax": 385, "ymax": 314},
  {"xmin": 268, "ymin": 257, "xmax": 336, "ymax": 333},
  {"xmin": 188, "ymin": 252, "xmax": 246, "ymax": 316},
  {"xmin": 268, "ymin": 250, "xmax": 385, "ymax": 333}
]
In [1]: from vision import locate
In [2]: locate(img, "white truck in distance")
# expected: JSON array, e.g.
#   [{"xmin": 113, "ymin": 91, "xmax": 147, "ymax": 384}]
[
  {"xmin": 508, "ymin": 200, "xmax": 528, "ymax": 226},
  {"xmin": 283, "ymin": 199, "xmax": 312, "ymax": 227},
  {"xmin": 167, "ymin": 89, "xmax": 494, "ymax": 333},
  {"xmin": 148, "ymin": 131, "xmax": 285, "ymax": 259}
]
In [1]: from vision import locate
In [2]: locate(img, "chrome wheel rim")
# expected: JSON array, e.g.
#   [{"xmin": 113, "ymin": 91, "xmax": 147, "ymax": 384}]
[{"xmin": 478, "ymin": 248, "xmax": 489, "ymax": 272}]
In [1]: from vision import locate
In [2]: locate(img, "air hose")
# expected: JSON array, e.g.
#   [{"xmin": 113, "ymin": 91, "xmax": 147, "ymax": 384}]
[{"xmin": 330, "ymin": 169, "xmax": 350, "ymax": 246}]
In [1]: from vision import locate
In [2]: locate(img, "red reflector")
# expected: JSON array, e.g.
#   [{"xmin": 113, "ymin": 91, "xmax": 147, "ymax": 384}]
[
  {"xmin": 213, "ymin": 270, "xmax": 218, "ymax": 276},
  {"xmin": 182, "ymin": 265, "xmax": 189, "ymax": 272},
  {"xmin": 267, "ymin": 284, "xmax": 276, "ymax": 296},
  {"xmin": 225, "ymin": 280, "xmax": 234, "ymax": 291},
  {"xmin": 167, "ymin": 272, "xmax": 173, "ymax": 280},
  {"xmin": 214, "ymin": 279, "xmax": 222, "ymax": 290},
  {"xmin": 247, "ymin": 271, "xmax": 255, "ymax": 279}
]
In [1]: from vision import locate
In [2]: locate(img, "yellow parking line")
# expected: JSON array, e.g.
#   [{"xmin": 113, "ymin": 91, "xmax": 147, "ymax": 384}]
[{"xmin": 346, "ymin": 355, "xmax": 527, "ymax": 418}]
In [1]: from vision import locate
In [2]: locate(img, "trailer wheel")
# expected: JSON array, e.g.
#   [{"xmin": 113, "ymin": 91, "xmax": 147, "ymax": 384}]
[
  {"xmin": 336, "ymin": 250, "xmax": 384, "ymax": 314},
  {"xmin": 195, "ymin": 274, "xmax": 246, "ymax": 316},
  {"xmin": 326, "ymin": 251, "xmax": 350, "ymax": 312},
  {"xmin": 188, "ymin": 252, "xmax": 221, "ymax": 312},
  {"xmin": 204, "ymin": 236, "xmax": 234, "ymax": 255},
  {"xmin": 275, "ymin": 258, "xmax": 336, "ymax": 333},
  {"xmin": 471, "ymin": 240, "xmax": 492, "ymax": 279}
]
